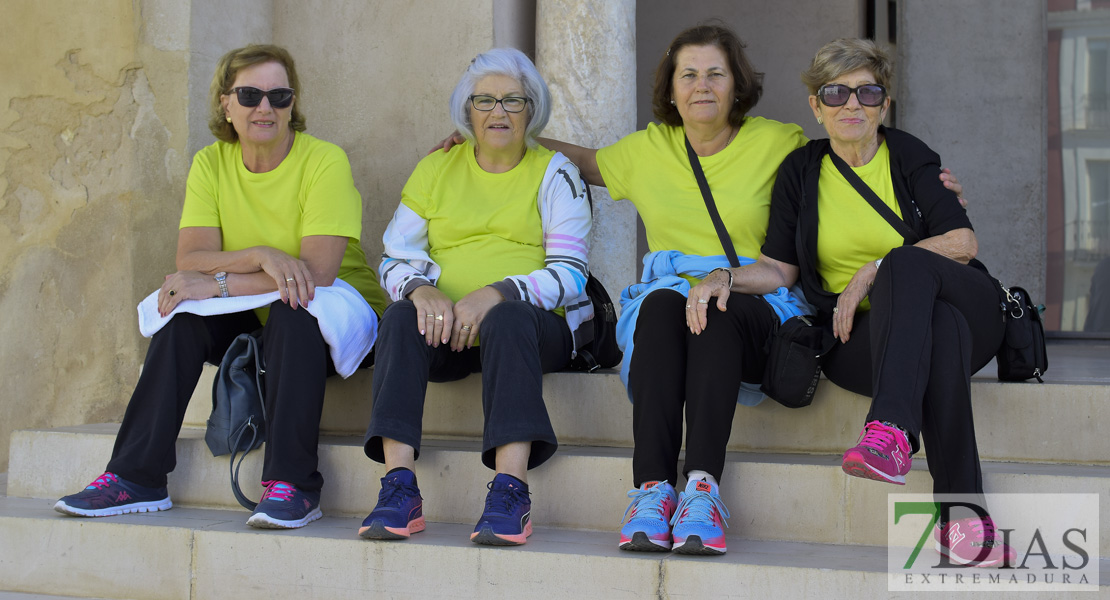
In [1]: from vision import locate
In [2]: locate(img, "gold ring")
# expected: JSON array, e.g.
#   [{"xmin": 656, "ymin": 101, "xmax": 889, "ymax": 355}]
[
  {"xmin": 435, "ymin": 315, "xmax": 444, "ymax": 321},
  {"xmin": 685, "ymin": 304, "xmax": 691, "ymax": 309},
  {"xmin": 426, "ymin": 313, "xmax": 434, "ymax": 318},
  {"xmin": 169, "ymin": 290, "xmax": 175, "ymax": 296},
  {"xmin": 286, "ymin": 277, "xmax": 295, "ymax": 282},
  {"xmin": 461, "ymin": 325, "xmax": 472, "ymax": 331}
]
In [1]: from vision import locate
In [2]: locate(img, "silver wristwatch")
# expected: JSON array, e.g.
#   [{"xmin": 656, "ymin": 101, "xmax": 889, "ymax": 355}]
[{"xmin": 215, "ymin": 271, "xmax": 229, "ymax": 298}]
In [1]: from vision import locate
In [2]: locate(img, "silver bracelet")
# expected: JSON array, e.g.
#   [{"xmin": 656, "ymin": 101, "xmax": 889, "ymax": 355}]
[{"xmin": 710, "ymin": 267, "xmax": 733, "ymax": 289}]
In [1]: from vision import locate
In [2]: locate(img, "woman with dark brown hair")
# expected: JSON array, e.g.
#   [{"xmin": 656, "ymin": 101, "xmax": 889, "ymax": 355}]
[{"xmin": 539, "ymin": 23, "xmax": 809, "ymax": 556}]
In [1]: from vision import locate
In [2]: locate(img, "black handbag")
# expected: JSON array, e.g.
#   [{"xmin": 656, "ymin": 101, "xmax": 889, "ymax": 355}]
[
  {"xmin": 565, "ymin": 182, "xmax": 623, "ymax": 372},
  {"xmin": 995, "ymin": 282, "xmax": 1048, "ymax": 382},
  {"xmin": 760, "ymin": 315, "xmax": 836, "ymax": 408},
  {"xmin": 206, "ymin": 330, "xmax": 267, "ymax": 510},
  {"xmin": 683, "ymin": 137, "xmax": 828, "ymax": 408},
  {"xmin": 566, "ymin": 273, "xmax": 622, "ymax": 371}
]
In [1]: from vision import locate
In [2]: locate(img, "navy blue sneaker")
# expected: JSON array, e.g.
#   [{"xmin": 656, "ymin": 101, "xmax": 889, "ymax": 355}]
[
  {"xmin": 54, "ymin": 472, "xmax": 172, "ymax": 517},
  {"xmin": 246, "ymin": 480, "xmax": 322, "ymax": 529},
  {"xmin": 359, "ymin": 469, "xmax": 425, "ymax": 540},
  {"xmin": 470, "ymin": 473, "xmax": 532, "ymax": 545}
]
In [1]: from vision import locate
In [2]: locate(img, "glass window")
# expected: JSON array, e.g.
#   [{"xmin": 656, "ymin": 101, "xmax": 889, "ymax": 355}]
[{"xmin": 1048, "ymin": 3, "xmax": 1110, "ymax": 334}]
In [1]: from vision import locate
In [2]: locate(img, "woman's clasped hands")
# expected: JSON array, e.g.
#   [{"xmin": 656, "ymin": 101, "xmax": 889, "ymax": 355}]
[{"xmin": 409, "ymin": 285, "xmax": 504, "ymax": 351}]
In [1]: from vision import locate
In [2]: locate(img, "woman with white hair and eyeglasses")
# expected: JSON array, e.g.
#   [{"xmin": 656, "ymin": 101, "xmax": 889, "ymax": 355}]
[{"xmin": 358, "ymin": 47, "xmax": 591, "ymax": 546}]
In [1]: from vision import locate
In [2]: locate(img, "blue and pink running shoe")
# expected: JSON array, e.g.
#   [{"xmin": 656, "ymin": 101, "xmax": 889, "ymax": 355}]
[
  {"xmin": 471, "ymin": 473, "xmax": 532, "ymax": 545},
  {"xmin": 619, "ymin": 480, "xmax": 678, "ymax": 552},
  {"xmin": 359, "ymin": 468, "xmax": 426, "ymax": 540},
  {"xmin": 246, "ymin": 480, "xmax": 322, "ymax": 529},
  {"xmin": 670, "ymin": 479, "xmax": 730, "ymax": 555},
  {"xmin": 54, "ymin": 472, "xmax": 172, "ymax": 517}
]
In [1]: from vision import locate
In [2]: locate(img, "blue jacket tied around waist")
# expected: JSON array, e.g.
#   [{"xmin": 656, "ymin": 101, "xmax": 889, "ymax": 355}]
[{"xmin": 616, "ymin": 250, "xmax": 812, "ymax": 406}]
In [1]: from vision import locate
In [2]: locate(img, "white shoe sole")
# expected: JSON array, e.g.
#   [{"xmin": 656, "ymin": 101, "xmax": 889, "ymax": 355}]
[
  {"xmin": 246, "ymin": 506, "xmax": 323, "ymax": 529},
  {"xmin": 54, "ymin": 498, "xmax": 173, "ymax": 517}
]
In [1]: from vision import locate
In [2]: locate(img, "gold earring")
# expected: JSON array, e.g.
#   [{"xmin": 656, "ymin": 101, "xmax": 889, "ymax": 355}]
[
  {"xmin": 817, "ymin": 116, "xmax": 823, "ymax": 125},
  {"xmin": 225, "ymin": 116, "xmax": 232, "ymax": 123}
]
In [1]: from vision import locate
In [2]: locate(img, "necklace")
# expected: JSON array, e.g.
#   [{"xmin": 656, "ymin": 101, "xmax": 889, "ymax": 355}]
[{"xmin": 722, "ymin": 126, "xmax": 737, "ymax": 150}]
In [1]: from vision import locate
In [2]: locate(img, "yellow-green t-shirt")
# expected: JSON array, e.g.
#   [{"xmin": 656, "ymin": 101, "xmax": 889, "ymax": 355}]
[
  {"xmin": 597, "ymin": 117, "xmax": 806, "ymax": 271},
  {"xmin": 180, "ymin": 132, "xmax": 386, "ymax": 321},
  {"xmin": 815, "ymin": 141, "xmax": 903, "ymax": 311},
  {"xmin": 401, "ymin": 140, "xmax": 558, "ymax": 314}
]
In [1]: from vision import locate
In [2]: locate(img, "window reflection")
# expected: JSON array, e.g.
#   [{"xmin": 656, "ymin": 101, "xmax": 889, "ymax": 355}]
[{"xmin": 1049, "ymin": 0, "xmax": 1110, "ymax": 333}]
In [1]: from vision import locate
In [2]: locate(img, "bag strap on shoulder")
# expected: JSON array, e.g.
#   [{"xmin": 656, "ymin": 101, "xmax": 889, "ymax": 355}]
[
  {"xmin": 685, "ymin": 135, "xmax": 741, "ymax": 268},
  {"xmin": 826, "ymin": 149, "xmax": 920, "ymax": 244}
]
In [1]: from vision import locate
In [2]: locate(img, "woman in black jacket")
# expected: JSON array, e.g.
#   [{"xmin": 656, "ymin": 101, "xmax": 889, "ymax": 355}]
[{"xmin": 689, "ymin": 38, "xmax": 1014, "ymax": 568}]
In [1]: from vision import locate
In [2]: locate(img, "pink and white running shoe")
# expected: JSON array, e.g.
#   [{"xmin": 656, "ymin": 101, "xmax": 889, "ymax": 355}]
[{"xmin": 841, "ymin": 420, "xmax": 912, "ymax": 484}]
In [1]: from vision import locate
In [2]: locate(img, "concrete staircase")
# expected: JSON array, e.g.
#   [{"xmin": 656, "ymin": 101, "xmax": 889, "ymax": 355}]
[{"xmin": 3, "ymin": 342, "xmax": 1109, "ymax": 599}]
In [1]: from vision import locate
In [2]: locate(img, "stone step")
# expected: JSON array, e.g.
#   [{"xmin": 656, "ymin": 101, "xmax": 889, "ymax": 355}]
[
  {"xmin": 2, "ymin": 495, "xmax": 1105, "ymax": 600},
  {"xmin": 9, "ymin": 425, "xmax": 1110, "ymax": 550},
  {"xmin": 182, "ymin": 365, "xmax": 1110, "ymax": 464}
]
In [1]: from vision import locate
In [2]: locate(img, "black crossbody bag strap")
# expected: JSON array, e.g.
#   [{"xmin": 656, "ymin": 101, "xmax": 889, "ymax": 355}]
[
  {"xmin": 685, "ymin": 136, "xmax": 741, "ymax": 268},
  {"xmin": 826, "ymin": 149, "xmax": 920, "ymax": 244}
]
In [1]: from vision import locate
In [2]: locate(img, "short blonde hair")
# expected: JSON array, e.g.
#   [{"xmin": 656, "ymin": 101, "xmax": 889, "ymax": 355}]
[
  {"xmin": 801, "ymin": 38, "xmax": 892, "ymax": 95},
  {"xmin": 207, "ymin": 44, "xmax": 306, "ymax": 143}
]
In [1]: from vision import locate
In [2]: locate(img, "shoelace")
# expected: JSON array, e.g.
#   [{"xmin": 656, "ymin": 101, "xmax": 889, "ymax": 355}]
[
  {"xmin": 87, "ymin": 472, "xmax": 118, "ymax": 490},
  {"xmin": 965, "ymin": 518, "xmax": 1000, "ymax": 545},
  {"xmin": 483, "ymin": 480, "xmax": 530, "ymax": 516},
  {"xmin": 857, "ymin": 421, "xmax": 908, "ymax": 453},
  {"xmin": 622, "ymin": 485, "xmax": 669, "ymax": 524},
  {"xmin": 670, "ymin": 489, "xmax": 730, "ymax": 529},
  {"xmin": 377, "ymin": 477, "xmax": 420, "ymax": 508},
  {"xmin": 260, "ymin": 480, "xmax": 295, "ymax": 502}
]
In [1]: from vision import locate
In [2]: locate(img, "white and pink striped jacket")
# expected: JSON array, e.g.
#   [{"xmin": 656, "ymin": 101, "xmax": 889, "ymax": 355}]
[{"xmin": 379, "ymin": 152, "xmax": 595, "ymax": 355}]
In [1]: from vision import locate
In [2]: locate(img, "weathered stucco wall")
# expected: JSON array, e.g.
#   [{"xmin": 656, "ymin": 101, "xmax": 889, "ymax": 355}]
[
  {"xmin": 1, "ymin": 0, "xmax": 190, "ymax": 468},
  {"xmin": 0, "ymin": 0, "xmax": 499, "ymax": 470}
]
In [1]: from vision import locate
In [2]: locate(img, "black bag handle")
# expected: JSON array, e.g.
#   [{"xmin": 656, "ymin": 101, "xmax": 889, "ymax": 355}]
[
  {"xmin": 685, "ymin": 136, "xmax": 741, "ymax": 268},
  {"xmin": 826, "ymin": 149, "xmax": 920, "ymax": 244},
  {"xmin": 229, "ymin": 418, "xmax": 262, "ymax": 510}
]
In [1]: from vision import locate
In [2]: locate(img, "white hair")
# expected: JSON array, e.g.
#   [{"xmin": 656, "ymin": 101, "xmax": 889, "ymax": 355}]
[{"xmin": 449, "ymin": 48, "xmax": 551, "ymax": 148}]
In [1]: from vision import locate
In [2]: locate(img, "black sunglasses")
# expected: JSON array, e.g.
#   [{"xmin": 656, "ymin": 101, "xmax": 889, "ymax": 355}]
[
  {"xmin": 816, "ymin": 83, "xmax": 887, "ymax": 107},
  {"xmin": 231, "ymin": 86, "xmax": 295, "ymax": 109}
]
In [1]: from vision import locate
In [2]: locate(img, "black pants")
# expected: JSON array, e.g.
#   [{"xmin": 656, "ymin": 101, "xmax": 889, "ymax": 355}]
[
  {"xmin": 822, "ymin": 246, "xmax": 1004, "ymax": 496},
  {"xmin": 364, "ymin": 299, "xmax": 572, "ymax": 470},
  {"xmin": 627, "ymin": 289, "xmax": 776, "ymax": 486},
  {"xmin": 108, "ymin": 301, "xmax": 356, "ymax": 492}
]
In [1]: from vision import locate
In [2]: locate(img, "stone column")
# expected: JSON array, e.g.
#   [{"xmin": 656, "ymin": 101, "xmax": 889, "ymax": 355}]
[
  {"xmin": 494, "ymin": 0, "xmax": 537, "ymax": 59},
  {"xmin": 536, "ymin": 0, "xmax": 639, "ymax": 296},
  {"xmin": 898, "ymin": 0, "xmax": 1047, "ymax": 300}
]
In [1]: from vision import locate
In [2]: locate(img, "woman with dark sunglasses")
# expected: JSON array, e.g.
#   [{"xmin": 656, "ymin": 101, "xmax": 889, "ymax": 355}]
[
  {"xmin": 722, "ymin": 38, "xmax": 1015, "ymax": 567},
  {"xmin": 54, "ymin": 44, "xmax": 387, "ymax": 529}
]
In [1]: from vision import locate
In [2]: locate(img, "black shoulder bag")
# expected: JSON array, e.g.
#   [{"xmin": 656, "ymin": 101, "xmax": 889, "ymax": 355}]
[
  {"xmin": 684, "ymin": 137, "xmax": 828, "ymax": 408},
  {"xmin": 565, "ymin": 182, "xmax": 623, "ymax": 372},
  {"xmin": 206, "ymin": 330, "xmax": 267, "ymax": 510}
]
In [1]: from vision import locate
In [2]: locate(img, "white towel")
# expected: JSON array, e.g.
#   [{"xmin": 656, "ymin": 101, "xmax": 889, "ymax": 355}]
[{"xmin": 137, "ymin": 278, "xmax": 377, "ymax": 378}]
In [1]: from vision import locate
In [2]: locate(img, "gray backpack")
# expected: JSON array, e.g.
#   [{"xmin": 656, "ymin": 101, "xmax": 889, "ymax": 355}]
[{"xmin": 205, "ymin": 330, "xmax": 266, "ymax": 509}]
